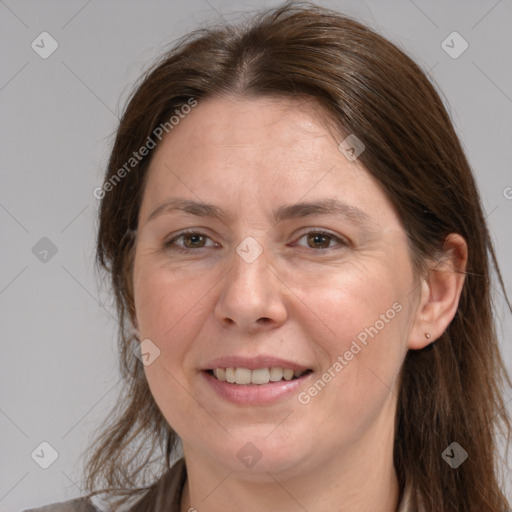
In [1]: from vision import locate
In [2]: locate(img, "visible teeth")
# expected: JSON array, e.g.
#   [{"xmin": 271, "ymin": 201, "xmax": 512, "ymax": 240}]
[
  {"xmin": 251, "ymin": 368, "xmax": 270, "ymax": 384},
  {"xmin": 269, "ymin": 367, "xmax": 283, "ymax": 381},
  {"xmin": 235, "ymin": 368, "xmax": 251, "ymax": 384},
  {"xmin": 225, "ymin": 367, "xmax": 236, "ymax": 383},
  {"xmin": 213, "ymin": 368, "xmax": 226, "ymax": 381},
  {"xmin": 211, "ymin": 367, "xmax": 307, "ymax": 385},
  {"xmin": 283, "ymin": 368, "xmax": 294, "ymax": 381}
]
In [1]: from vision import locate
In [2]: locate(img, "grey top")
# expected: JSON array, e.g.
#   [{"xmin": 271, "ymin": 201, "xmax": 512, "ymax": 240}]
[
  {"xmin": 22, "ymin": 458, "xmax": 187, "ymax": 512},
  {"xmin": 22, "ymin": 498, "xmax": 99, "ymax": 512},
  {"xmin": 23, "ymin": 458, "xmax": 416, "ymax": 511}
]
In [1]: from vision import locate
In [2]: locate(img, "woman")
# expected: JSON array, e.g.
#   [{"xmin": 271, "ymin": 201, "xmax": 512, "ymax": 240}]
[{"xmin": 24, "ymin": 2, "xmax": 511, "ymax": 511}]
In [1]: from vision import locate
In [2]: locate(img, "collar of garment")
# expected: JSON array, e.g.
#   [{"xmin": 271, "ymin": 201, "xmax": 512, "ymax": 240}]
[{"xmin": 90, "ymin": 457, "xmax": 415, "ymax": 512}]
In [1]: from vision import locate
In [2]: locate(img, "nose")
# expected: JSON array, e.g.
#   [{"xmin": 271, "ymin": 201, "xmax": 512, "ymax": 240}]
[{"xmin": 214, "ymin": 244, "xmax": 288, "ymax": 334}]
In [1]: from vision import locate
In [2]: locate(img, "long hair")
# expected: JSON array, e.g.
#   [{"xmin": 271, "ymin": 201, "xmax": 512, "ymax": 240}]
[{"xmin": 83, "ymin": 2, "xmax": 512, "ymax": 510}]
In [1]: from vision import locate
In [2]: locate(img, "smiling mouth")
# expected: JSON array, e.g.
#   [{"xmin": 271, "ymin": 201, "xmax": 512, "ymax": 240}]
[{"xmin": 205, "ymin": 367, "xmax": 313, "ymax": 385}]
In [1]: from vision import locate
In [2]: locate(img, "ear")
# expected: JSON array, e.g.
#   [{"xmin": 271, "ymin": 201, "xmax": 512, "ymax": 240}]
[{"xmin": 408, "ymin": 233, "xmax": 468, "ymax": 350}]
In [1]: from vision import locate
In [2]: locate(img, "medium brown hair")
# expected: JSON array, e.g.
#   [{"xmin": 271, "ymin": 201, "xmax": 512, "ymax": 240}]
[{"xmin": 84, "ymin": 2, "xmax": 512, "ymax": 510}]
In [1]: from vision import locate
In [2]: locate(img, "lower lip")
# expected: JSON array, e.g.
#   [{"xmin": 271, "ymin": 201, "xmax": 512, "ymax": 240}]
[{"xmin": 201, "ymin": 370, "xmax": 313, "ymax": 405}]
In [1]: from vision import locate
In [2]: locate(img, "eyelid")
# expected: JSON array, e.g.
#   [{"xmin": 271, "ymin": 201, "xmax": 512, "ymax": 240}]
[
  {"xmin": 164, "ymin": 228, "xmax": 219, "ymax": 249},
  {"xmin": 164, "ymin": 228, "xmax": 350, "ymax": 252},
  {"xmin": 292, "ymin": 229, "xmax": 350, "ymax": 248}
]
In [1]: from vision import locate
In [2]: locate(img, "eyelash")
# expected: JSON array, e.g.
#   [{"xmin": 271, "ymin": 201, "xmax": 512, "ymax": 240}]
[{"xmin": 164, "ymin": 229, "xmax": 349, "ymax": 253}]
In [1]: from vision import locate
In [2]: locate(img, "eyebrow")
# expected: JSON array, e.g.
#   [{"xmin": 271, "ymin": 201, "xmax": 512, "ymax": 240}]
[{"xmin": 145, "ymin": 197, "xmax": 370, "ymax": 226}]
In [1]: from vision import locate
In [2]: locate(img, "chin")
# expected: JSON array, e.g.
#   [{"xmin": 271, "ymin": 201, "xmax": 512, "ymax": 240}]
[{"xmin": 202, "ymin": 436, "xmax": 311, "ymax": 480}]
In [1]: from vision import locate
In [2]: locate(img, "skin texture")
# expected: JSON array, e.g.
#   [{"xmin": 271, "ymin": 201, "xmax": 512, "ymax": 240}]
[{"xmin": 132, "ymin": 96, "xmax": 467, "ymax": 512}]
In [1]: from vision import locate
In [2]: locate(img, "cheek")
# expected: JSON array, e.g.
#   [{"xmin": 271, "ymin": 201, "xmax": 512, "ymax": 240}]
[
  {"xmin": 133, "ymin": 265, "xmax": 211, "ymax": 426},
  {"xmin": 302, "ymin": 258, "xmax": 404, "ymax": 340},
  {"xmin": 299, "ymin": 262, "xmax": 408, "ymax": 403},
  {"xmin": 133, "ymin": 262, "xmax": 213, "ymax": 381},
  {"xmin": 134, "ymin": 260, "xmax": 205, "ymax": 334}
]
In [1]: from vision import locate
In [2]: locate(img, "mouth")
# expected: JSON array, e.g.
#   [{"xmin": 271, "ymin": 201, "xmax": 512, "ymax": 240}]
[{"xmin": 204, "ymin": 367, "xmax": 314, "ymax": 385}]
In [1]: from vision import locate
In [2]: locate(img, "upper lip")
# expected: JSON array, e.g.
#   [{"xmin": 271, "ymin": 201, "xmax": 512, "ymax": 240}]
[{"xmin": 203, "ymin": 355, "xmax": 311, "ymax": 372}]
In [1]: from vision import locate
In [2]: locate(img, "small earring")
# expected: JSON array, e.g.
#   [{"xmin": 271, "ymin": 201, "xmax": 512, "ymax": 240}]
[{"xmin": 425, "ymin": 332, "xmax": 431, "ymax": 340}]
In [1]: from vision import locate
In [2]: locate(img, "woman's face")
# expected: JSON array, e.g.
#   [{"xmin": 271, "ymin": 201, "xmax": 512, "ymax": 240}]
[{"xmin": 133, "ymin": 96, "xmax": 420, "ymax": 479}]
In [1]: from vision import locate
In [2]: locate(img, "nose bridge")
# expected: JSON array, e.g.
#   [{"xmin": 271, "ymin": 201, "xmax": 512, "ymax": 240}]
[
  {"xmin": 229, "ymin": 235, "xmax": 271, "ymax": 299},
  {"xmin": 215, "ymin": 233, "xmax": 287, "ymax": 330}
]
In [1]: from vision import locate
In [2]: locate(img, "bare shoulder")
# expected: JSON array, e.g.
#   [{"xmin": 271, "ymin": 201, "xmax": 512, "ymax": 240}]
[{"xmin": 22, "ymin": 497, "xmax": 99, "ymax": 512}]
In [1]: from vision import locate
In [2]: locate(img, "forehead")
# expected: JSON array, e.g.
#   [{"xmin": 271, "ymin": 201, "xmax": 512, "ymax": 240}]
[
  {"xmin": 145, "ymin": 95, "xmax": 354, "ymax": 184},
  {"xmin": 154, "ymin": 95, "xmax": 342, "ymax": 163},
  {"xmin": 138, "ymin": 95, "xmax": 400, "ymax": 231}
]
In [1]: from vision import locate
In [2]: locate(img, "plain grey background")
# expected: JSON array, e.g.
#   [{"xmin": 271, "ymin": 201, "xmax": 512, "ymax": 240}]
[{"xmin": 1, "ymin": 0, "xmax": 511, "ymax": 510}]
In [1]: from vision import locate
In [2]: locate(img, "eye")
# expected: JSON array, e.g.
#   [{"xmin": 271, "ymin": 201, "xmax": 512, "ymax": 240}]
[
  {"xmin": 294, "ymin": 230, "xmax": 348, "ymax": 250},
  {"xmin": 164, "ymin": 230, "xmax": 218, "ymax": 252},
  {"xmin": 164, "ymin": 229, "xmax": 349, "ymax": 253}
]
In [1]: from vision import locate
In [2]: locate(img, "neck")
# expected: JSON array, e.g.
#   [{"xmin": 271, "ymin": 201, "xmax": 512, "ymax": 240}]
[{"xmin": 180, "ymin": 406, "xmax": 400, "ymax": 512}]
